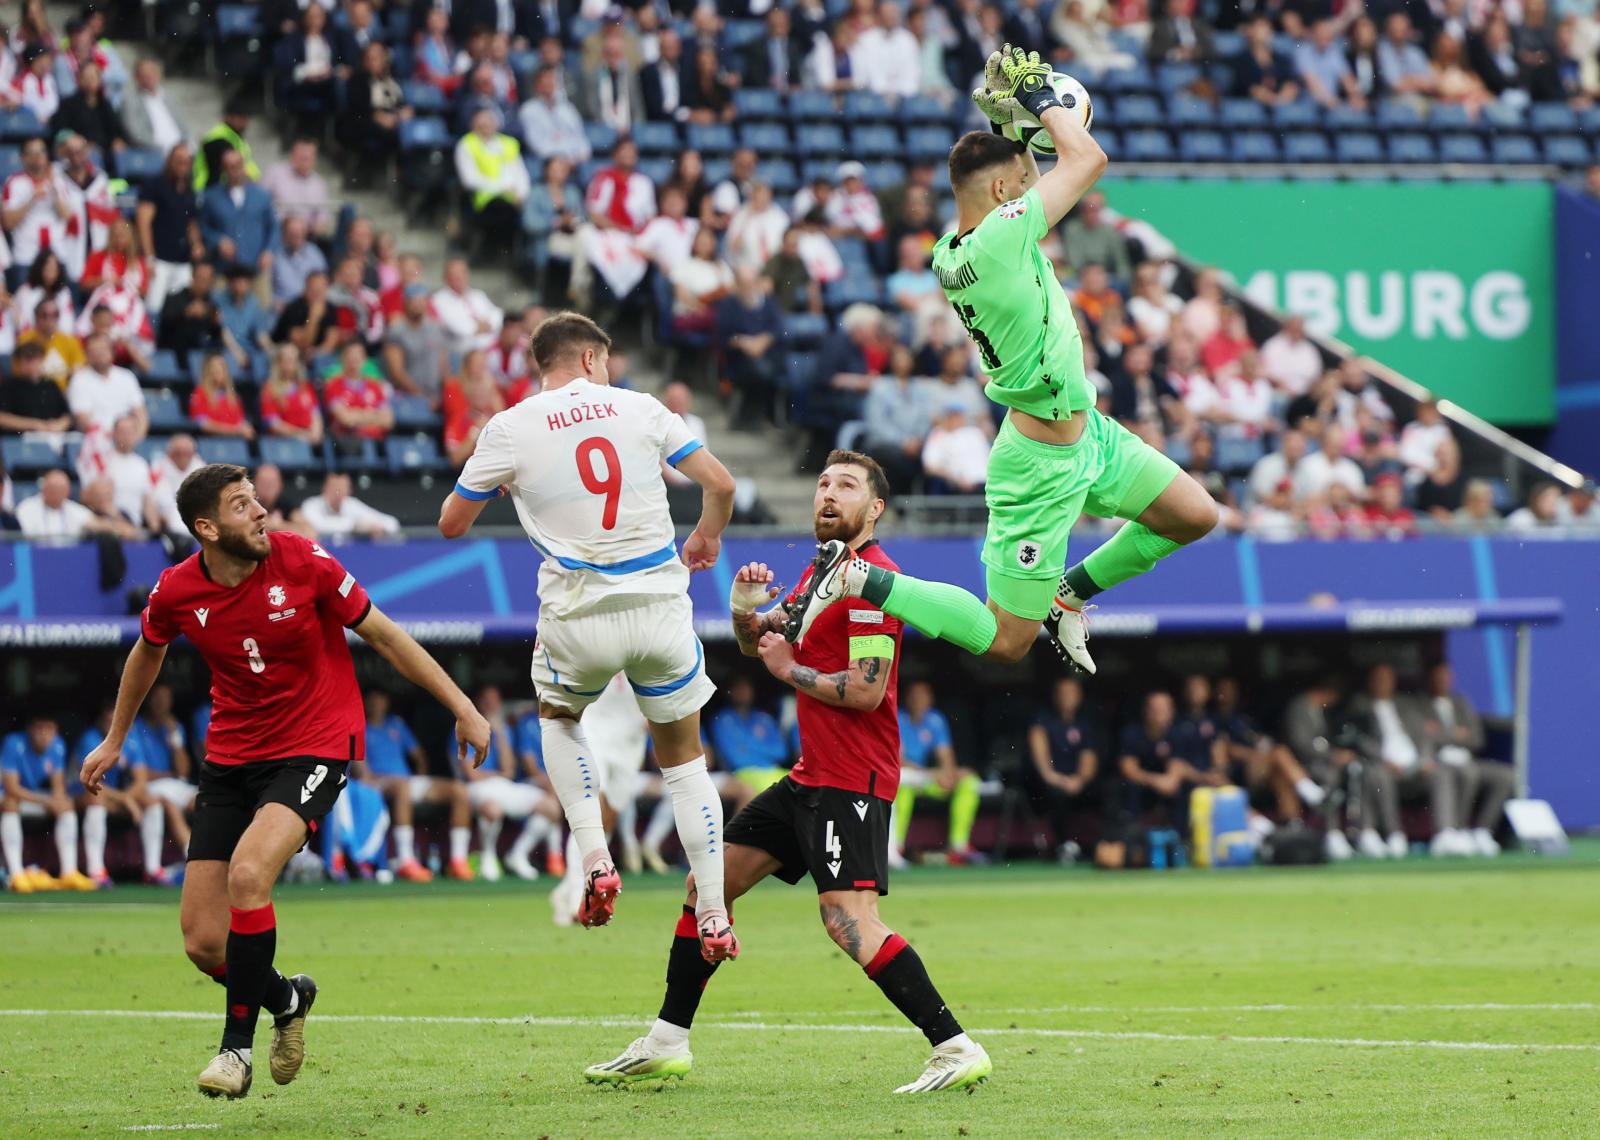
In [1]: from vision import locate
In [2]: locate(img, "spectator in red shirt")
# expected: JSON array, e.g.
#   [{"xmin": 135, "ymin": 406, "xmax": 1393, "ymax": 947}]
[
  {"xmin": 80, "ymin": 217, "xmax": 149, "ymax": 295},
  {"xmin": 188, "ymin": 353, "xmax": 255, "ymax": 440},
  {"xmin": 1201, "ymin": 304, "xmax": 1255, "ymax": 378},
  {"xmin": 329, "ymin": 254, "xmax": 385, "ymax": 351},
  {"xmin": 444, "ymin": 359, "xmax": 506, "ymax": 466},
  {"xmin": 323, "ymin": 341, "xmax": 395, "ymax": 448},
  {"xmin": 440, "ymin": 347, "xmax": 496, "ymax": 426},
  {"xmin": 259, "ymin": 343, "xmax": 324, "ymax": 446},
  {"xmin": 1364, "ymin": 472, "xmax": 1418, "ymax": 538}
]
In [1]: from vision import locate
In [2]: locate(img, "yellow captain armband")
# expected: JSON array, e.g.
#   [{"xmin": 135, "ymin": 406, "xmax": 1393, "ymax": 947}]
[{"xmin": 849, "ymin": 635, "xmax": 896, "ymax": 661}]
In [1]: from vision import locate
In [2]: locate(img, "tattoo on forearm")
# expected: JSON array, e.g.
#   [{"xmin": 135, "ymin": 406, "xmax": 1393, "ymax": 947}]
[
  {"xmin": 858, "ymin": 658, "xmax": 883, "ymax": 686},
  {"xmin": 789, "ymin": 665, "xmax": 849, "ymax": 702},
  {"xmin": 821, "ymin": 902, "xmax": 863, "ymax": 961}
]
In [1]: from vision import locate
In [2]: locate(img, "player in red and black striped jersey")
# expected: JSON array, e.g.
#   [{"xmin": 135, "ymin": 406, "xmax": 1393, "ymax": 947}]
[
  {"xmin": 79, "ymin": 464, "xmax": 490, "ymax": 1101},
  {"xmin": 584, "ymin": 451, "xmax": 993, "ymax": 1094}
]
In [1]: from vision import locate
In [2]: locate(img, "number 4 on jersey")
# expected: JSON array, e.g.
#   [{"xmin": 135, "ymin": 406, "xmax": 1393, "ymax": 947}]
[{"xmin": 824, "ymin": 819, "xmax": 843, "ymax": 877}]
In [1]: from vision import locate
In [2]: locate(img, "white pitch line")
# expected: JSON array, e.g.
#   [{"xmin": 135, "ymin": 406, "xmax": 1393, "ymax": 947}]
[
  {"xmin": 1, "ymin": 1009, "xmax": 1595, "ymax": 1054},
  {"xmin": 989, "ymin": 1002, "xmax": 1600, "ymax": 1015},
  {"xmin": 122, "ymin": 1126, "xmax": 220, "ymax": 1133}
]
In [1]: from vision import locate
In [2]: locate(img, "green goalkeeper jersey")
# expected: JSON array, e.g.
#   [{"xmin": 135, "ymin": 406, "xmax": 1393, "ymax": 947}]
[{"xmin": 930, "ymin": 187, "xmax": 1094, "ymax": 421}]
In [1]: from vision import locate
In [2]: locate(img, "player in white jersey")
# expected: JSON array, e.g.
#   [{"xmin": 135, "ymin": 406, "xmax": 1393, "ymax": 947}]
[{"xmin": 439, "ymin": 312, "xmax": 740, "ymax": 961}]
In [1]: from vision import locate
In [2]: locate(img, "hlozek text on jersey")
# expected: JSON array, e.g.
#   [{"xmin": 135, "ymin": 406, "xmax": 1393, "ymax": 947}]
[{"xmin": 546, "ymin": 403, "xmax": 619, "ymax": 432}]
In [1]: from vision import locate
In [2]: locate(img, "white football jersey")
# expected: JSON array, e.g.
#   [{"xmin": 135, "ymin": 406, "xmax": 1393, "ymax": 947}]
[{"xmin": 455, "ymin": 379, "xmax": 702, "ymax": 618}]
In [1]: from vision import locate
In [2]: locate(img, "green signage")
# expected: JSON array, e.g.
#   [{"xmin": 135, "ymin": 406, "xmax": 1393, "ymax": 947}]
[{"xmin": 1099, "ymin": 178, "xmax": 1555, "ymax": 426}]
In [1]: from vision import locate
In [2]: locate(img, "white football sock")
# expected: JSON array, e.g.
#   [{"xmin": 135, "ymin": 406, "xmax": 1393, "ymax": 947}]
[
  {"xmin": 649, "ymin": 1018, "xmax": 690, "ymax": 1048},
  {"xmin": 478, "ymin": 815, "xmax": 502, "ymax": 858},
  {"xmin": 449, "ymin": 826, "xmax": 470, "ymax": 863},
  {"xmin": 83, "ymin": 805, "xmax": 108, "ymax": 877},
  {"xmin": 392, "ymin": 824, "xmax": 416, "ymax": 866},
  {"xmin": 140, "ymin": 804, "xmax": 165, "ymax": 874},
  {"xmin": 561, "ymin": 833, "xmax": 581, "ymax": 891},
  {"xmin": 510, "ymin": 814, "xmax": 552, "ymax": 860},
  {"xmin": 539, "ymin": 717, "xmax": 608, "ymax": 862},
  {"xmin": 642, "ymin": 795, "xmax": 676, "ymax": 850},
  {"xmin": 55, "ymin": 810, "xmax": 79, "ymax": 876},
  {"xmin": 661, "ymin": 757, "xmax": 724, "ymax": 915},
  {"xmin": 1, "ymin": 812, "xmax": 23, "ymax": 876}
]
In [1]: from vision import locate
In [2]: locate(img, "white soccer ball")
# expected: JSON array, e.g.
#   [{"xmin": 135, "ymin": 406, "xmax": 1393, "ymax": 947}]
[{"xmin": 1001, "ymin": 72, "xmax": 1094, "ymax": 156}]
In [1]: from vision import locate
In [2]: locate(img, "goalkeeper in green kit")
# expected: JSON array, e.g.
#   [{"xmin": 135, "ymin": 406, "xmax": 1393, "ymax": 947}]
[{"xmin": 785, "ymin": 46, "xmax": 1217, "ymax": 672}]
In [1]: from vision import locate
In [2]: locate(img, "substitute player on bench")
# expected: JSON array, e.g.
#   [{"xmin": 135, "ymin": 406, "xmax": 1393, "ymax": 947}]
[
  {"xmin": 586, "ymin": 451, "xmax": 992, "ymax": 1094},
  {"xmin": 80, "ymin": 464, "xmax": 490, "ymax": 1100}
]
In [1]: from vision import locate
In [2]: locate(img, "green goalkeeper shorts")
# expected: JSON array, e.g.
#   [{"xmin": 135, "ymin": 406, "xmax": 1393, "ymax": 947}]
[{"xmin": 981, "ymin": 409, "xmax": 1181, "ymax": 621}]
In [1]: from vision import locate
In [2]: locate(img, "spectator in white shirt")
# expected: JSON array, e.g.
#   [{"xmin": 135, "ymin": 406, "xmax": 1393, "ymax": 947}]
[
  {"xmin": 634, "ymin": 185, "xmax": 699, "ymax": 273},
  {"xmin": 1258, "ymin": 315, "xmax": 1323, "ymax": 396},
  {"xmin": 519, "ymin": 66, "xmax": 590, "ymax": 164},
  {"xmin": 1293, "ymin": 422, "xmax": 1366, "ymax": 504},
  {"xmin": 853, "ymin": 2, "xmax": 923, "ymax": 98},
  {"xmin": 826, "ymin": 162, "xmax": 885, "ymax": 240},
  {"xmin": 1211, "ymin": 350, "xmax": 1275, "ymax": 435},
  {"xmin": 725, "ymin": 181, "xmax": 790, "ymax": 272},
  {"xmin": 1505, "ymin": 482, "xmax": 1564, "ymax": 532},
  {"xmin": 15, "ymin": 468, "xmax": 98, "ymax": 540},
  {"xmin": 259, "ymin": 138, "xmax": 332, "ymax": 238},
  {"xmin": 1, "ymin": 136, "xmax": 68, "ymax": 270},
  {"xmin": 430, "ymin": 257, "xmax": 504, "ymax": 353},
  {"xmin": 149, "ymin": 433, "xmax": 203, "ymax": 533},
  {"xmin": 75, "ymin": 413, "xmax": 157, "ymax": 528},
  {"xmin": 1179, "ymin": 266, "xmax": 1226, "ymax": 343},
  {"xmin": 1248, "ymin": 427, "xmax": 1308, "ymax": 504},
  {"xmin": 122, "ymin": 57, "xmax": 191, "ymax": 153},
  {"xmin": 1555, "ymin": 480, "xmax": 1598, "ymax": 528},
  {"xmin": 1246, "ymin": 478, "xmax": 1300, "ymax": 540},
  {"xmin": 1335, "ymin": 358, "xmax": 1394, "ymax": 429},
  {"xmin": 922, "ymin": 404, "xmax": 992, "ymax": 493},
  {"xmin": 297, "ymin": 471, "xmax": 400, "ymax": 538},
  {"xmin": 1397, "ymin": 398, "xmax": 1451, "ymax": 479},
  {"xmin": 67, "ymin": 332, "xmax": 147, "ymax": 439},
  {"xmin": 1125, "ymin": 261, "xmax": 1183, "ymax": 346}
]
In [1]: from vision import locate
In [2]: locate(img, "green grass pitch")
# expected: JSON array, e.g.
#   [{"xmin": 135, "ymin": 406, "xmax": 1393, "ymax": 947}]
[{"xmin": 4, "ymin": 846, "xmax": 1598, "ymax": 1137}]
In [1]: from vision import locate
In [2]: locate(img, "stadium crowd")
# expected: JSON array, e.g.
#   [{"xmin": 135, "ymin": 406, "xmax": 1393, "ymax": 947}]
[{"xmin": 2, "ymin": 653, "xmax": 1517, "ymax": 889}]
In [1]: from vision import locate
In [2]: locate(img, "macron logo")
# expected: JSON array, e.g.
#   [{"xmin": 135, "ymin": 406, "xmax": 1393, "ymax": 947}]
[
  {"xmin": 853, "ymin": 800, "xmax": 869, "ymax": 821},
  {"xmin": 194, "ymin": 608, "xmax": 209, "ymax": 627}
]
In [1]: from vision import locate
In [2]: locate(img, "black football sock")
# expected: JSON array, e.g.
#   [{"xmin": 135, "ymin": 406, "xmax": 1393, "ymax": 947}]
[
  {"xmin": 657, "ymin": 906, "xmax": 720, "ymax": 1030},
  {"xmin": 221, "ymin": 903, "xmax": 278, "ymax": 1054},
  {"xmin": 201, "ymin": 960, "xmax": 295, "ymax": 1017},
  {"xmin": 864, "ymin": 933, "xmax": 963, "ymax": 1047}
]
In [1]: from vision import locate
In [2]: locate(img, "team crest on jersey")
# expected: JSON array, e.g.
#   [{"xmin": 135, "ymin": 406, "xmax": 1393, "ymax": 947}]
[
  {"xmin": 999, "ymin": 198, "xmax": 1027, "ymax": 220},
  {"xmin": 268, "ymin": 584, "xmax": 287, "ymax": 607},
  {"xmin": 1016, "ymin": 540, "xmax": 1042, "ymax": 568}
]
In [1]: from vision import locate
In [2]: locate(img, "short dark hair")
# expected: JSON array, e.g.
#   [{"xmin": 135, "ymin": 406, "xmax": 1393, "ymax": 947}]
[
  {"xmin": 530, "ymin": 311, "xmax": 612, "ymax": 372},
  {"xmin": 825, "ymin": 448, "xmax": 891, "ymax": 503},
  {"xmin": 948, "ymin": 131, "xmax": 1025, "ymax": 190},
  {"xmin": 176, "ymin": 463, "xmax": 248, "ymax": 539},
  {"xmin": 13, "ymin": 340, "xmax": 44, "ymax": 362}
]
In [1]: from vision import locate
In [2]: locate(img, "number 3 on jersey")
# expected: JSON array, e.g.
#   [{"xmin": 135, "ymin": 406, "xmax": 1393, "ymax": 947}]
[
  {"xmin": 577, "ymin": 436, "xmax": 622, "ymax": 530},
  {"xmin": 243, "ymin": 637, "xmax": 265, "ymax": 673}
]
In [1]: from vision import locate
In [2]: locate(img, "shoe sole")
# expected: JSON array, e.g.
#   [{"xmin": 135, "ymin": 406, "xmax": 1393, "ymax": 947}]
[
  {"xmin": 579, "ymin": 870, "xmax": 622, "ymax": 927},
  {"xmin": 583, "ymin": 1062, "xmax": 691, "ymax": 1086},
  {"xmin": 270, "ymin": 977, "xmax": 317, "ymax": 1085},
  {"xmin": 895, "ymin": 1060, "xmax": 994, "ymax": 1094},
  {"xmin": 197, "ymin": 1074, "xmax": 251, "ymax": 1099},
  {"xmin": 782, "ymin": 542, "xmax": 848, "ymax": 644}
]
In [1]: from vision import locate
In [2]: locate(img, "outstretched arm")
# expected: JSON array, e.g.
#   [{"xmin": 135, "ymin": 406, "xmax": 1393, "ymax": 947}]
[
  {"xmin": 675, "ymin": 447, "xmax": 736, "ymax": 572},
  {"xmin": 80, "ymin": 638, "xmax": 167, "ymax": 794},
  {"xmin": 994, "ymin": 46, "xmax": 1106, "ymax": 228}
]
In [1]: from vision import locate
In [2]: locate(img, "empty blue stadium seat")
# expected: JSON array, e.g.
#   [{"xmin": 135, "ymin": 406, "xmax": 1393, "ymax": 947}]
[
  {"xmin": 399, "ymin": 116, "xmax": 451, "ymax": 152},
  {"xmin": 1229, "ymin": 132, "xmax": 1280, "ymax": 162},
  {"xmin": 1438, "ymin": 134, "xmax": 1488, "ymax": 163},
  {"xmin": 1581, "ymin": 107, "xmax": 1600, "ymax": 135},
  {"xmin": 797, "ymin": 123, "xmax": 846, "ymax": 157},
  {"xmin": 584, "ymin": 122, "xmax": 619, "ymax": 155},
  {"xmin": 1112, "ymin": 129, "xmax": 1167, "ymax": 163},
  {"xmin": 1386, "ymin": 134, "xmax": 1437, "ymax": 163},
  {"xmin": 1112, "ymin": 93, "xmax": 1163, "ymax": 127},
  {"xmin": 1178, "ymin": 131, "xmax": 1227, "ymax": 162},
  {"xmin": 784, "ymin": 352, "xmax": 817, "ymax": 390},
  {"xmin": 1216, "ymin": 434, "xmax": 1266, "ymax": 473},
  {"xmin": 215, "ymin": 4, "xmax": 262, "ymax": 39},
  {"xmin": 1094, "ymin": 129, "xmax": 1120, "ymax": 162},
  {"xmin": 685, "ymin": 123, "xmax": 735, "ymax": 155},
  {"xmin": 0, "ymin": 107, "xmax": 41, "ymax": 143},
  {"xmin": 1334, "ymin": 133, "xmax": 1384, "ymax": 163},
  {"xmin": 145, "ymin": 389, "xmax": 187, "ymax": 431},
  {"xmin": 906, "ymin": 126, "xmax": 956, "ymax": 161},
  {"xmin": 823, "ymin": 278, "xmax": 886, "ymax": 309},
  {"xmin": 738, "ymin": 122, "xmax": 790, "ymax": 152},
  {"xmin": 1542, "ymin": 136, "xmax": 1592, "ymax": 166},
  {"xmin": 632, "ymin": 121, "xmax": 680, "ymax": 155},
  {"xmin": 1529, "ymin": 104, "xmax": 1579, "ymax": 134},
  {"xmin": 1271, "ymin": 100, "xmax": 1322, "ymax": 129},
  {"xmin": 787, "ymin": 90, "xmax": 838, "ymax": 121},
  {"xmin": 391, "ymin": 394, "xmax": 439, "ymax": 432},
  {"xmin": 134, "ymin": 438, "xmax": 167, "ymax": 465},
  {"xmin": 401, "ymin": 80, "xmax": 447, "ymax": 115},
  {"xmin": 1100, "ymin": 62, "xmax": 1154, "ymax": 93},
  {"xmin": 1155, "ymin": 62, "xmax": 1204, "ymax": 93},
  {"xmin": 116, "ymin": 148, "xmax": 165, "ymax": 183},
  {"xmin": 1481, "ymin": 103, "xmax": 1525, "ymax": 132},
  {"xmin": 861, "ymin": 161, "xmax": 904, "ymax": 191},
  {"xmin": 841, "ymin": 90, "xmax": 894, "ymax": 124},
  {"xmin": 141, "ymin": 350, "xmax": 188, "ymax": 388},
  {"xmin": 1429, "ymin": 103, "xmax": 1474, "ymax": 134},
  {"xmin": 759, "ymin": 159, "xmax": 799, "ymax": 194},
  {"xmin": 702, "ymin": 158, "xmax": 731, "ymax": 187},
  {"xmin": 258, "ymin": 437, "xmax": 319, "ymax": 472},
  {"xmin": 732, "ymin": 88, "xmax": 785, "ymax": 121},
  {"xmin": 833, "ymin": 236, "xmax": 872, "ymax": 269},
  {"xmin": 1212, "ymin": 30, "xmax": 1246, "ymax": 58},
  {"xmin": 387, "ymin": 435, "xmax": 449, "ymax": 474},
  {"xmin": 335, "ymin": 439, "xmax": 386, "ymax": 473},
  {"xmin": 1323, "ymin": 105, "xmax": 1373, "ymax": 130},
  {"xmin": 1283, "ymin": 133, "xmax": 1332, "ymax": 163},
  {"xmin": 1375, "ymin": 100, "xmax": 1426, "ymax": 131},
  {"xmin": 200, "ymin": 437, "xmax": 252, "ymax": 466},
  {"xmin": 722, "ymin": 19, "xmax": 765, "ymax": 50},
  {"xmin": 783, "ymin": 313, "xmax": 829, "ymax": 346},
  {"xmin": 636, "ymin": 157, "xmax": 673, "ymax": 185},
  {"xmin": 849, "ymin": 125, "xmax": 901, "ymax": 157},
  {"xmin": 1219, "ymin": 99, "xmax": 1269, "ymax": 129},
  {"xmin": 1491, "ymin": 135, "xmax": 1540, "ymax": 164},
  {"xmin": 0, "ymin": 436, "xmax": 63, "ymax": 474},
  {"xmin": 1169, "ymin": 95, "xmax": 1216, "ymax": 126}
]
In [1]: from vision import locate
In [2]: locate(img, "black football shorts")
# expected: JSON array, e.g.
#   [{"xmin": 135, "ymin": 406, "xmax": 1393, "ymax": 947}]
[
  {"xmin": 724, "ymin": 775, "xmax": 892, "ymax": 895},
  {"xmin": 188, "ymin": 758, "xmax": 349, "ymax": 863}
]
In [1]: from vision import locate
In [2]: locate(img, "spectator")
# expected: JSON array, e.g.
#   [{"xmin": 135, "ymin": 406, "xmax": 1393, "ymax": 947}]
[
  {"xmin": 930, "ymin": 342, "xmax": 991, "ymax": 427},
  {"xmin": 576, "ymin": 25, "xmax": 644, "ymax": 132},
  {"xmin": 1419, "ymin": 662, "xmax": 1515, "ymax": 856},
  {"xmin": 1248, "ymin": 427, "xmax": 1308, "ymax": 502},
  {"xmin": 75, "ymin": 412, "xmax": 157, "ymax": 529},
  {"xmin": 826, "ymin": 161, "xmax": 886, "ymax": 242},
  {"xmin": 216, "ymin": 262, "xmax": 273, "ymax": 380},
  {"xmin": 1200, "ymin": 304, "xmax": 1254, "ymax": 377},
  {"xmin": 155, "ymin": 258, "xmax": 222, "ymax": 365},
  {"xmin": 922, "ymin": 404, "xmax": 990, "ymax": 493},
  {"xmin": 194, "ymin": 99, "xmax": 259, "ymax": 193},
  {"xmin": 1297, "ymin": 18, "xmax": 1366, "ymax": 109},
  {"xmin": 853, "ymin": 2, "xmax": 922, "ymax": 99},
  {"xmin": 1346, "ymin": 663, "xmax": 1439, "ymax": 859},
  {"xmin": 50, "ymin": 60, "xmax": 123, "ymax": 159},
  {"xmin": 80, "ymin": 288, "xmax": 154, "ymax": 373},
  {"xmin": 271, "ymin": 214, "xmax": 328, "ymax": 309},
  {"xmin": 1280, "ymin": 678, "xmax": 1359, "ymax": 858},
  {"xmin": 1364, "ymin": 472, "xmax": 1418, "ymax": 537},
  {"xmin": 1335, "ymin": 358, "xmax": 1394, "ymax": 428},
  {"xmin": 1556, "ymin": 478, "xmax": 1598, "ymax": 526},
  {"xmin": 742, "ymin": 8, "xmax": 804, "ymax": 91},
  {"xmin": 1470, "ymin": 16, "xmax": 1528, "ymax": 104},
  {"xmin": 726, "ymin": 182, "xmax": 789, "ymax": 273},
  {"xmin": 443, "ymin": 351, "xmax": 505, "ymax": 465},
  {"xmin": 1, "ymin": 715, "xmax": 88, "ymax": 890},
  {"xmin": 683, "ymin": 43, "xmax": 735, "ymax": 123},
  {"xmin": 432, "ymin": 257, "xmax": 504, "ymax": 353},
  {"xmin": 1213, "ymin": 675, "xmax": 1325, "ymax": 820},
  {"xmin": 17, "ymin": 297, "xmax": 83, "ymax": 388},
  {"xmin": 487, "ymin": 307, "xmax": 537, "ymax": 403},
  {"xmin": 121, "ymin": 58, "xmax": 191, "ymax": 154},
  {"xmin": 340, "ymin": 42, "xmax": 408, "ymax": 170},
  {"xmin": 1284, "ymin": 367, "xmax": 1340, "ymax": 431},
  {"xmin": 358, "ymin": 690, "xmax": 471, "ymax": 883},
  {"xmin": 886, "ymin": 232, "xmax": 943, "ymax": 332},
  {"xmin": 1516, "ymin": 0, "xmax": 1560, "ymax": 98},
  {"xmin": 14, "ymin": 249, "xmax": 77, "ymax": 334},
  {"xmin": 668, "ymin": 226, "xmax": 733, "ymax": 335},
  {"xmin": 891, "ymin": 680, "xmax": 984, "ymax": 865},
  {"xmin": 81, "ymin": 218, "xmax": 149, "ymax": 296},
  {"xmin": 709, "ymin": 675, "xmax": 789, "ymax": 812},
  {"xmin": 67, "ymin": 332, "xmax": 145, "ymax": 437},
  {"xmin": 13, "ymin": 44, "xmax": 59, "ymax": 123},
  {"xmin": 323, "ymin": 341, "xmax": 394, "ymax": 448},
  {"xmin": 1430, "ymin": 32, "xmax": 1492, "ymax": 112},
  {"xmin": 634, "ymin": 182, "xmax": 698, "ymax": 277},
  {"xmin": 1116, "ymin": 691, "xmax": 1191, "ymax": 830},
  {"xmin": 715, "ymin": 266, "xmax": 784, "ymax": 427},
  {"xmin": 259, "ymin": 344, "xmax": 324, "ymax": 446},
  {"xmin": 1063, "ymin": 192, "xmax": 1132, "ymax": 282},
  {"xmin": 640, "ymin": 28, "xmax": 688, "ymax": 122},
  {"xmin": 188, "ymin": 353, "xmax": 254, "ymax": 440},
  {"xmin": 521, "ymin": 156, "xmax": 583, "ymax": 303},
  {"xmin": 1025, "ymin": 677, "xmax": 1103, "ymax": 861},
  {"xmin": 277, "ymin": 5, "xmax": 341, "ymax": 132},
  {"xmin": 1053, "ymin": 0, "xmax": 1139, "ymax": 73},
  {"xmin": 328, "ymin": 255, "xmax": 385, "ymax": 350},
  {"xmin": 1413, "ymin": 436, "xmax": 1464, "ymax": 518},
  {"xmin": 455, "ymin": 107, "xmax": 529, "ymax": 251},
  {"xmin": 273, "ymin": 269, "xmax": 341, "ymax": 360},
  {"xmin": 136, "ymin": 143, "xmax": 204, "ymax": 317},
  {"xmin": 413, "ymin": 7, "xmax": 460, "ymax": 97},
  {"xmin": 1398, "ymin": 398, "xmax": 1451, "ymax": 477},
  {"xmin": 1294, "ymin": 423, "xmax": 1365, "ymax": 502},
  {"xmin": 765, "ymin": 225, "xmax": 822, "ymax": 314},
  {"xmin": 816, "ymin": 302, "xmax": 890, "ymax": 416},
  {"xmin": 1307, "ymin": 480, "xmax": 1371, "ymax": 539},
  {"xmin": 1258, "ymin": 315, "xmax": 1322, "ymax": 396},
  {"xmin": 1345, "ymin": 15, "xmax": 1386, "ymax": 103},
  {"xmin": 1126, "ymin": 261, "xmax": 1183, "ymax": 346},
  {"xmin": 861, "ymin": 343, "xmax": 933, "ymax": 491},
  {"xmin": 149, "ymin": 433, "xmax": 205, "ymax": 534},
  {"xmin": 383, "ymin": 284, "xmax": 449, "ymax": 408},
  {"xmin": 2, "ymin": 136, "xmax": 68, "ymax": 271},
  {"xmin": 520, "ymin": 66, "xmax": 588, "ymax": 163},
  {"xmin": 1246, "ymin": 477, "xmax": 1299, "ymax": 539},
  {"xmin": 1164, "ymin": 333, "xmax": 1216, "ymax": 427},
  {"xmin": 298, "ymin": 471, "xmax": 400, "ymax": 538},
  {"xmin": 260, "ymin": 138, "xmax": 331, "ymax": 239},
  {"xmin": 1148, "ymin": 0, "xmax": 1214, "ymax": 63},
  {"xmin": 1377, "ymin": 11, "xmax": 1435, "ymax": 99},
  {"xmin": 708, "ymin": 148, "xmax": 760, "ymax": 225},
  {"xmin": 1506, "ymin": 481, "xmax": 1564, "ymax": 531},
  {"xmin": 1074, "ymin": 262, "xmax": 1120, "ymax": 327},
  {"xmin": 15, "ymin": 468, "xmax": 96, "ymax": 540},
  {"xmin": 199, "ymin": 148, "xmax": 277, "ymax": 282},
  {"xmin": 1211, "ymin": 350, "xmax": 1274, "ymax": 434},
  {"xmin": 0, "ymin": 341, "xmax": 69, "ymax": 432},
  {"xmin": 1234, "ymin": 14, "xmax": 1300, "ymax": 105},
  {"xmin": 1179, "ymin": 266, "xmax": 1225, "ymax": 342},
  {"xmin": 1110, "ymin": 342, "xmax": 1181, "ymax": 444}
]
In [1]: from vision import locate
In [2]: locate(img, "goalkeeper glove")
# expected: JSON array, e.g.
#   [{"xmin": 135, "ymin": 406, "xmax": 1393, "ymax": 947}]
[
  {"xmin": 971, "ymin": 49, "xmax": 1013, "ymax": 124},
  {"xmin": 999, "ymin": 44, "xmax": 1061, "ymax": 121}
]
